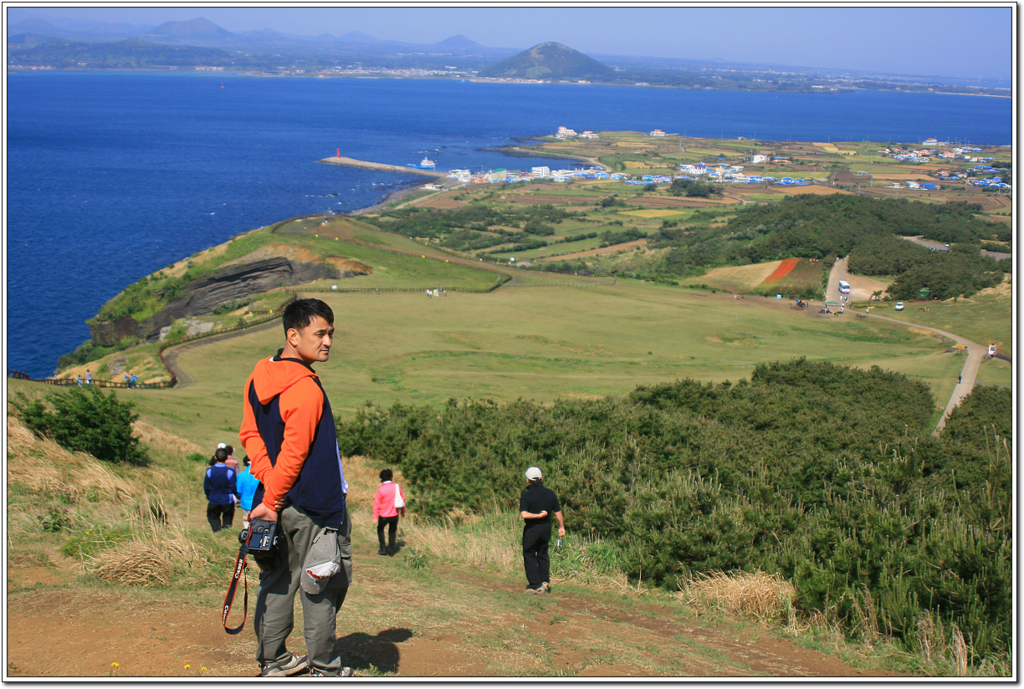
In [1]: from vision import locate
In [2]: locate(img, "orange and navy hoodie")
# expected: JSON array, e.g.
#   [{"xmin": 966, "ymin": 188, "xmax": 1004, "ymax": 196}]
[{"xmin": 239, "ymin": 350, "xmax": 347, "ymax": 526}]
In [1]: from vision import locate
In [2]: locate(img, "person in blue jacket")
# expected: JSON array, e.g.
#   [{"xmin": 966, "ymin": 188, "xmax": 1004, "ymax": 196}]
[
  {"xmin": 235, "ymin": 455, "xmax": 260, "ymax": 523},
  {"xmin": 204, "ymin": 447, "xmax": 238, "ymax": 532}
]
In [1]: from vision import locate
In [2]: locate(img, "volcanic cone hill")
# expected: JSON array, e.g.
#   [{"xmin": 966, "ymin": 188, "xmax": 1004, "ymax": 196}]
[{"xmin": 478, "ymin": 42, "xmax": 614, "ymax": 80}]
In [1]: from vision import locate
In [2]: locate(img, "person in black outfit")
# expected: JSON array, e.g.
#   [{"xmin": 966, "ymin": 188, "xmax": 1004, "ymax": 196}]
[{"xmin": 519, "ymin": 466, "xmax": 566, "ymax": 594}]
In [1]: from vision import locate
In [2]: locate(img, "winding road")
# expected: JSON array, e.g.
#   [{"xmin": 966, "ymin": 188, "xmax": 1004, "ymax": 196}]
[{"xmin": 828, "ymin": 257, "xmax": 983, "ymax": 436}]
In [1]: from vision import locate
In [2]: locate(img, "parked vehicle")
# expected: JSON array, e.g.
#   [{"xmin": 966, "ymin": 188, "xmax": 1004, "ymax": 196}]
[{"xmin": 895, "ymin": 302, "xmax": 905, "ymax": 311}]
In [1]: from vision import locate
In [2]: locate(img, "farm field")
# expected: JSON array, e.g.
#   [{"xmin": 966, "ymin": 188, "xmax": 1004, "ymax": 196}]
[
  {"xmin": 678, "ymin": 261, "xmax": 783, "ymax": 294},
  {"xmin": 755, "ymin": 257, "xmax": 827, "ymax": 295}
]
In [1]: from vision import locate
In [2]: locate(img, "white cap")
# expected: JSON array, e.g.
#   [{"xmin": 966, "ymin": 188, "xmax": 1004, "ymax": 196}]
[
  {"xmin": 525, "ymin": 467, "xmax": 543, "ymax": 481},
  {"xmin": 217, "ymin": 442, "xmax": 227, "ymax": 449}
]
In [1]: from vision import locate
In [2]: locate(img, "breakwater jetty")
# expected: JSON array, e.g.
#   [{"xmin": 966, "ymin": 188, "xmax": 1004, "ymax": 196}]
[{"xmin": 319, "ymin": 155, "xmax": 448, "ymax": 178}]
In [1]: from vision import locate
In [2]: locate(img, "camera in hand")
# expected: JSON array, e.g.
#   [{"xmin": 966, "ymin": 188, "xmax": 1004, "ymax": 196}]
[{"xmin": 239, "ymin": 519, "xmax": 279, "ymax": 553}]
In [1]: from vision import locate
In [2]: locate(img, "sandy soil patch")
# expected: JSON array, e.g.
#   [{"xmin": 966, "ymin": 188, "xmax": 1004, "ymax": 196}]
[
  {"xmin": 536, "ymin": 239, "xmax": 648, "ymax": 262},
  {"xmin": 688, "ymin": 261, "xmax": 785, "ymax": 293},
  {"xmin": 847, "ymin": 274, "xmax": 891, "ymax": 301},
  {"xmin": 229, "ymin": 244, "xmax": 371, "ymax": 276}
]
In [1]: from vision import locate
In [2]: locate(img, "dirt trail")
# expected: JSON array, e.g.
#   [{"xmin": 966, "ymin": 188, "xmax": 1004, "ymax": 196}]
[{"xmin": 6, "ymin": 532, "xmax": 905, "ymax": 679}]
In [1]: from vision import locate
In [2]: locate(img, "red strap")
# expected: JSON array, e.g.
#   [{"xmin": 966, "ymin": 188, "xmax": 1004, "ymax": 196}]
[{"xmin": 222, "ymin": 532, "xmax": 253, "ymax": 634}]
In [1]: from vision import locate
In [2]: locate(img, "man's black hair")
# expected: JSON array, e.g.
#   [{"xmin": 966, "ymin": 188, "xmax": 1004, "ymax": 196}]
[
  {"xmin": 283, "ymin": 298, "xmax": 334, "ymax": 334},
  {"xmin": 380, "ymin": 468, "xmax": 393, "ymax": 482},
  {"xmin": 215, "ymin": 447, "xmax": 228, "ymax": 462}
]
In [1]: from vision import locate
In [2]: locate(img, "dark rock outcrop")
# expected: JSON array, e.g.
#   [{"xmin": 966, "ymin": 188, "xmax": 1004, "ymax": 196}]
[{"xmin": 89, "ymin": 257, "xmax": 354, "ymax": 346}]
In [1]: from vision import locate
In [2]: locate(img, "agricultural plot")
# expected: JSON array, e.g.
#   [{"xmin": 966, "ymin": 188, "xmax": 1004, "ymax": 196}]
[
  {"xmin": 754, "ymin": 257, "xmax": 827, "ymax": 295},
  {"xmin": 679, "ymin": 260, "xmax": 785, "ymax": 294}
]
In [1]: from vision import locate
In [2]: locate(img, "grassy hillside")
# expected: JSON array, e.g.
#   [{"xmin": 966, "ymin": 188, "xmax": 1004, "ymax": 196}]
[{"xmin": 8, "ymin": 400, "xmax": 945, "ymax": 678}]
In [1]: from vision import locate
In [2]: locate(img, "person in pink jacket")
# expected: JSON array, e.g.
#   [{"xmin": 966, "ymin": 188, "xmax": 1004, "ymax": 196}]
[{"xmin": 372, "ymin": 469, "xmax": 405, "ymax": 556}]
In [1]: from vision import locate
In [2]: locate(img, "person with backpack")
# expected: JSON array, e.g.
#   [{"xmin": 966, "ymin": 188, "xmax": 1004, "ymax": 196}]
[
  {"xmin": 204, "ymin": 447, "xmax": 238, "ymax": 532},
  {"xmin": 372, "ymin": 469, "xmax": 405, "ymax": 557}
]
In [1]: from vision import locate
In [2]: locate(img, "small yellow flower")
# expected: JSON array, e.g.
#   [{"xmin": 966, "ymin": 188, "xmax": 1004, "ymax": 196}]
[
  {"xmin": 111, "ymin": 662, "xmax": 119, "ymax": 668},
  {"xmin": 184, "ymin": 664, "xmax": 191, "ymax": 670},
  {"xmin": 201, "ymin": 667, "xmax": 207, "ymax": 672}
]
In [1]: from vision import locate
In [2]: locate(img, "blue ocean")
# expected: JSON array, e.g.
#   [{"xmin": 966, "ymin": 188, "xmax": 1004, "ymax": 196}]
[{"xmin": 5, "ymin": 72, "xmax": 1012, "ymax": 377}]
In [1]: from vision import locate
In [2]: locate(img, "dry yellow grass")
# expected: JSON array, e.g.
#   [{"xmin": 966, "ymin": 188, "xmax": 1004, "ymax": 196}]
[
  {"xmin": 7, "ymin": 415, "xmax": 136, "ymax": 502},
  {"xmin": 134, "ymin": 421, "xmax": 204, "ymax": 458},
  {"xmin": 401, "ymin": 510, "xmax": 522, "ymax": 575},
  {"xmin": 677, "ymin": 570, "xmax": 796, "ymax": 624},
  {"xmin": 88, "ymin": 526, "xmax": 208, "ymax": 587},
  {"xmin": 687, "ymin": 260, "xmax": 784, "ymax": 292},
  {"xmin": 340, "ymin": 454, "xmax": 405, "ymax": 513}
]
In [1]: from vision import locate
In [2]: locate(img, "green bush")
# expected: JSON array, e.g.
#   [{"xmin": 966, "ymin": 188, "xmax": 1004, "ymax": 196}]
[
  {"xmin": 13, "ymin": 386, "xmax": 148, "ymax": 465},
  {"xmin": 336, "ymin": 361, "xmax": 1011, "ymax": 658}
]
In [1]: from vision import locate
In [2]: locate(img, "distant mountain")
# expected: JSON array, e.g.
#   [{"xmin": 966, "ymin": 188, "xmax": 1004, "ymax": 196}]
[
  {"xmin": 10, "ymin": 38, "xmax": 232, "ymax": 68},
  {"xmin": 336, "ymin": 31, "xmax": 382, "ymax": 44},
  {"xmin": 147, "ymin": 17, "xmax": 236, "ymax": 40},
  {"xmin": 435, "ymin": 34, "xmax": 483, "ymax": 50},
  {"xmin": 242, "ymin": 28, "xmax": 290, "ymax": 41},
  {"xmin": 7, "ymin": 18, "xmax": 61, "ymax": 35},
  {"xmin": 479, "ymin": 42, "xmax": 613, "ymax": 80},
  {"xmin": 7, "ymin": 33, "xmax": 64, "ymax": 47}
]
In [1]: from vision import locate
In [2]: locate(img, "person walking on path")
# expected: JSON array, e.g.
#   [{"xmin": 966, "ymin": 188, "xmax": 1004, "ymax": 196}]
[
  {"xmin": 235, "ymin": 455, "xmax": 259, "ymax": 523},
  {"xmin": 239, "ymin": 298, "xmax": 354, "ymax": 678},
  {"xmin": 204, "ymin": 447, "xmax": 238, "ymax": 532},
  {"xmin": 85, "ymin": 370, "xmax": 92, "ymax": 385},
  {"xmin": 519, "ymin": 466, "xmax": 566, "ymax": 595},
  {"xmin": 372, "ymin": 469, "xmax": 405, "ymax": 556},
  {"xmin": 224, "ymin": 444, "xmax": 239, "ymax": 471}
]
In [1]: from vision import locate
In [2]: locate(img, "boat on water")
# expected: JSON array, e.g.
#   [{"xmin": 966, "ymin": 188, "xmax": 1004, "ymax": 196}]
[{"xmin": 406, "ymin": 157, "xmax": 436, "ymax": 170}]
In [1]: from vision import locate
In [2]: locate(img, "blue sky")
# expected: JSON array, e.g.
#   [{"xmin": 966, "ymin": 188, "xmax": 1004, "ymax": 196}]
[{"xmin": 7, "ymin": 5, "xmax": 1013, "ymax": 81}]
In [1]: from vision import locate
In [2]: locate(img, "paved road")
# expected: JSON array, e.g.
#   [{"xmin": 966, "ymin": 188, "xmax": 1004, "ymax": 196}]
[
  {"xmin": 859, "ymin": 310, "xmax": 983, "ymax": 436},
  {"xmin": 902, "ymin": 235, "xmax": 1011, "ymax": 261},
  {"xmin": 825, "ymin": 256, "xmax": 875, "ymax": 304}
]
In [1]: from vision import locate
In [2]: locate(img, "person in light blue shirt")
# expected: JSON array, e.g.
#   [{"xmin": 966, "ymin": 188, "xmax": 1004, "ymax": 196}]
[{"xmin": 236, "ymin": 455, "xmax": 260, "ymax": 518}]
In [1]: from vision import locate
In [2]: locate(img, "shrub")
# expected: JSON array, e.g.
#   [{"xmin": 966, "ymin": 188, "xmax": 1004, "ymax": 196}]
[
  {"xmin": 37, "ymin": 506, "xmax": 74, "ymax": 533},
  {"xmin": 13, "ymin": 386, "xmax": 148, "ymax": 465}
]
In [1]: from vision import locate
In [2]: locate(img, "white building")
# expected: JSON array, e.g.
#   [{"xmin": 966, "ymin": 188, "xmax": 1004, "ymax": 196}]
[
  {"xmin": 579, "ymin": 131, "xmax": 599, "ymax": 139},
  {"xmin": 751, "ymin": 154, "xmax": 767, "ymax": 164},
  {"xmin": 649, "ymin": 129, "xmax": 666, "ymax": 137},
  {"xmin": 531, "ymin": 166, "xmax": 550, "ymax": 177}
]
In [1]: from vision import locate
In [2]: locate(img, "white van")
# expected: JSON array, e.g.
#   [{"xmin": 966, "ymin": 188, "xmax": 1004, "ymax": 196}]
[{"xmin": 838, "ymin": 280, "xmax": 851, "ymax": 294}]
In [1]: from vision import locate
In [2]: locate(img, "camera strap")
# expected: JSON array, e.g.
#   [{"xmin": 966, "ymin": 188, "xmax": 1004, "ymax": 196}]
[{"xmin": 222, "ymin": 529, "xmax": 253, "ymax": 634}]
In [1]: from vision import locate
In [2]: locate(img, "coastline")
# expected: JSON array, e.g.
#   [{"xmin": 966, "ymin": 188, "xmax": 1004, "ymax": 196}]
[{"xmin": 346, "ymin": 181, "xmax": 440, "ymax": 215}]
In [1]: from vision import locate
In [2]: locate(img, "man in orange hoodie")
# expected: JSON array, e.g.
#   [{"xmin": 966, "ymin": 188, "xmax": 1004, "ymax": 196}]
[{"xmin": 239, "ymin": 298, "xmax": 354, "ymax": 677}]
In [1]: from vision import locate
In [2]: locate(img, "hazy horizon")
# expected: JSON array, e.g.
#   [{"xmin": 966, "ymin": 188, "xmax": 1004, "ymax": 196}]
[{"xmin": 5, "ymin": 4, "xmax": 1013, "ymax": 83}]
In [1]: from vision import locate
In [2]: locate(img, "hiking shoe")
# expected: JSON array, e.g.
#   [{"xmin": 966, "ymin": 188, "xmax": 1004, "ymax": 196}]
[
  {"xmin": 259, "ymin": 653, "xmax": 308, "ymax": 677},
  {"xmin": 540, "ymin": 582, "xmax": 551, "ymax": 594},
  {"xmin": 525, "ymin": 586, "xmax": 540, "ymax": 595},
  {"xmin": 378, "ymin": 549, "xmax": 387, "ymax": 556},
  {"xmin": 310, "ymin": 667, "xmax": 354, "ymax": 677}
]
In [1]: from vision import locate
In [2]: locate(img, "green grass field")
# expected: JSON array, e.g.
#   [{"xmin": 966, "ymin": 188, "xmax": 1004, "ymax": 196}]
[
  {"xmin": 854, "ymin": 287, "xmax": 1013, "ymax": 358},
  {"xmin": 77, "ymin": 278, "xmax": 970, "ymax": 451}
]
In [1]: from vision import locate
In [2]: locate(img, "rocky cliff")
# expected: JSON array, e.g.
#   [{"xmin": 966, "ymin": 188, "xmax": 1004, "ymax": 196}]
[{"xmin": 88, "ymin": 256, "xmax": 369, "ymax": 346}]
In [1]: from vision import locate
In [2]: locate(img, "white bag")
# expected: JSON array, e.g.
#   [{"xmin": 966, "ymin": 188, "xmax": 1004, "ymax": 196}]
[{"xmin": 393, "ymin": 483, "xmax": 405, "ymax": 510}]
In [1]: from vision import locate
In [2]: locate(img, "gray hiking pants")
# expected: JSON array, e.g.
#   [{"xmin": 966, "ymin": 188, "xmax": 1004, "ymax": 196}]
[{"xmin": 254, "ymin": 504, "xmax": 352, "ymax": 674}]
